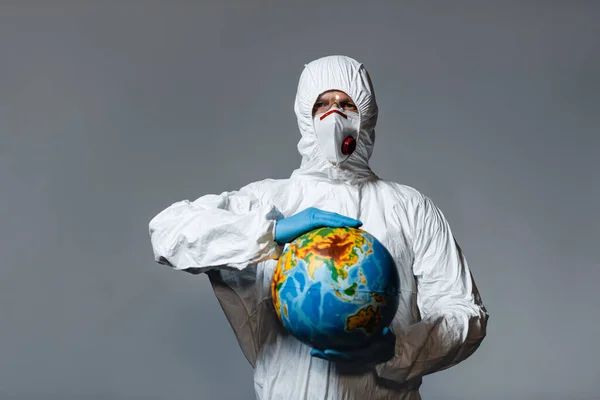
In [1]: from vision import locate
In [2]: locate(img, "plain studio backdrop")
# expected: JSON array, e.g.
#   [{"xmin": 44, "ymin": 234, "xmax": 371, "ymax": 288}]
[{"xmin": 1, "ymin": 2, "xmax": 598, "ymax": 399}]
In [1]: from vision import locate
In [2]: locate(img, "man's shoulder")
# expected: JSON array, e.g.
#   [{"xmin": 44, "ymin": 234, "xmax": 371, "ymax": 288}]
[
  {"xmin": 376, "ymin": 180, "xmax": 447, "ymax": 230},
  {"xmin": 376, "ymin": 180, "xmax": 426, "ymax": 204},
  {"xmin": 239, "ymin": 178, "xmax": 292, "ymax": 196}
]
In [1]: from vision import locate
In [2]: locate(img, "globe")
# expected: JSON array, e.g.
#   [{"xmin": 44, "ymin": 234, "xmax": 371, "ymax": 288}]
[{"xmin": 271, "ymin": 226, "xmax": 400, "ymax": 350}]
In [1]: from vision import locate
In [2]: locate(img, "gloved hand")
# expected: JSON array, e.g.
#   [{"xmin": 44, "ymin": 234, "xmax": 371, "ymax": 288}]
[
  {"xmin": 274, "ymin": 207, "xmax": 362, "ymax": 245},
  {"xmin": 310, "ymin": 327, "xmax": 396, "ymax": 367}
]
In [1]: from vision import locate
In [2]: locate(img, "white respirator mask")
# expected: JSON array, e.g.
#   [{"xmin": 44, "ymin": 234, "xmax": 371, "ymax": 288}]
[{"xmin": 313, "ymin": 108, "xmax": 360, "ymax": 165}]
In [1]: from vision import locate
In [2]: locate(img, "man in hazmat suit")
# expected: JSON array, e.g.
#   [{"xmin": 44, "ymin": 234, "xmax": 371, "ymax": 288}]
[{"xmin": 149, "ymin": 55, "xmax": 488, "ymax": 399}]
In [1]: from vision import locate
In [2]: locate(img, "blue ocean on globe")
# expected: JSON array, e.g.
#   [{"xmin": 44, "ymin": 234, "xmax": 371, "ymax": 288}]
[{"xmin": 271, "ymin": 226, "xmax": 400, "ymax": 350}]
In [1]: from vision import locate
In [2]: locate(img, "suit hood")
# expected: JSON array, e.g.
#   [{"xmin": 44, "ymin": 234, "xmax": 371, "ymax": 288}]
[{"xmin": 291, "ymin": 55, "xmax": 379, "ymax": 183}]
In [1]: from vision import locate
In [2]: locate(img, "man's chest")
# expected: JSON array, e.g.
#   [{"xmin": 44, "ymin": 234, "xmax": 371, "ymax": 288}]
[{"xmin": 268, "ymin": 182, "xmax": 416, "ymax": 280}]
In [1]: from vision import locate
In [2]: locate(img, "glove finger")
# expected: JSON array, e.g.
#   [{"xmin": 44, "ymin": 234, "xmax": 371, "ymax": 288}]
[
  {"xmin": 313, "ymin": 209, "xmax": 362, "ymax": 227},
  {"xmin": 320, "ymin": 214, "xmax": 363, "ymax": 228},
  {"xmin": 310, "ymin": 349, "xmax": 327, "ymax": 359},
  {"xmin": 323, "ymin": 349, "xmax": 352, "ymax": 360}
]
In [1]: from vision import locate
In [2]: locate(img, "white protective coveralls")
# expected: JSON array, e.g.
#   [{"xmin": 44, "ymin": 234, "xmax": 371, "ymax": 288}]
[{"xmin": 149, "ymin": 55, "xmax": 488, "ymax": 400}]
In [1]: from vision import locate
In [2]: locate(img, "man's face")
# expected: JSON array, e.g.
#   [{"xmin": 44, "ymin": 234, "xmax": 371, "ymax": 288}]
[{"xmin": 312, "ymin": 90, "xmax": 358, "ymax": 117}]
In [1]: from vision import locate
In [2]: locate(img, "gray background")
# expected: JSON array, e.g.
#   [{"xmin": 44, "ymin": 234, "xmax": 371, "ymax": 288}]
[{"xmin": 1, "ymin": 1, "xmax": 598, "ymax": 399}]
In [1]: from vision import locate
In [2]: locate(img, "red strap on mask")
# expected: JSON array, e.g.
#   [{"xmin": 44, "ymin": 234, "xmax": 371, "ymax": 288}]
[{"xmin": 319, "ymin": 109, "xmax": 348, "ymax": 120}]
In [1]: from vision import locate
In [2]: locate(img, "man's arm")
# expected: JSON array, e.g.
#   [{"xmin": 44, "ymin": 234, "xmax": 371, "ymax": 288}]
[
  {"xmin": 148, "ymin": 182, "xmax": 284, "ymax": 273},
  {"xmin": 376, "ymin": 195, "xmax": 489, "ymax": 382}
]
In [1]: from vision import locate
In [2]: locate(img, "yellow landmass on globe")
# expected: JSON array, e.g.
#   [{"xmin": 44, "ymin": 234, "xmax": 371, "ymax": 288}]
[
  {"xmin": 271, "ymin": 259, "xmax": 285, "ymax": 320},
  {"xmin": 359, "ymin": 271, "xmax": 367, "ymax": 285},
  {"xmin": 281, "ymin": 249, "xmax": 296, "ymax": 273}
]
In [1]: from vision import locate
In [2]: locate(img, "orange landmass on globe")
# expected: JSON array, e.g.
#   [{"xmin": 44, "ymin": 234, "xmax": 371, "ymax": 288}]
[
  {"xmin": 271, "ymin": 259, "xmax": 285, "ymax": 320},
  {"xmin": 371, "ymin": 293, "xmax": 386, "ymax": 304},
  {"xmin": 346, "ymin": 305, "xmax": 382, "ymax": 334},
  {"xmin": 292, "ymin": 228, "xmax": 372, "ymax": 282}
]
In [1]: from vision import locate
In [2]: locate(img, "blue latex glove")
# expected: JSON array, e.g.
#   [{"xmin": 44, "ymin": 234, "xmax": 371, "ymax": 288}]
[
  {"xmin": 310, "ymin": 327, "xmax": 396, "ymax": 367},
  {"xmin": 274, "ymin": 207, "xmax": 362, "ymax": 245}
]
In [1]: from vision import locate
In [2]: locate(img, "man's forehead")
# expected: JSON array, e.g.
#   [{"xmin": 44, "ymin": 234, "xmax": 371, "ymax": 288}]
[{"xmin": 317, "ymin": 90, "xmax": 351, "ymax": 99}]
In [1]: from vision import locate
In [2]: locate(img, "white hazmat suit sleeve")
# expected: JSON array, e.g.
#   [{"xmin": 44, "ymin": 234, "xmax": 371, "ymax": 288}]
[
  {"xmin": 148, "ymin": 183, "xmax": 284, "ymax": 273},
  {"xmin": 377, "ymin": 195, "xmax": 488, "ymax": 383}
]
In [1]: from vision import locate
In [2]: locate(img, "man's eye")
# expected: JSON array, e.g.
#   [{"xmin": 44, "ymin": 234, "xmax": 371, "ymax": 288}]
[{"xmin": 314, "ymin": 102, "xmax": 324, "ymax": 108}]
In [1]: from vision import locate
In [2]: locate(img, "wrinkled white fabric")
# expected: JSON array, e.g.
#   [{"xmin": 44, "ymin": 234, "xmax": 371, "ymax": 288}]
[{"xmin": 149, "ymin": 55, "xmax": 488, "ymax": 400}]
